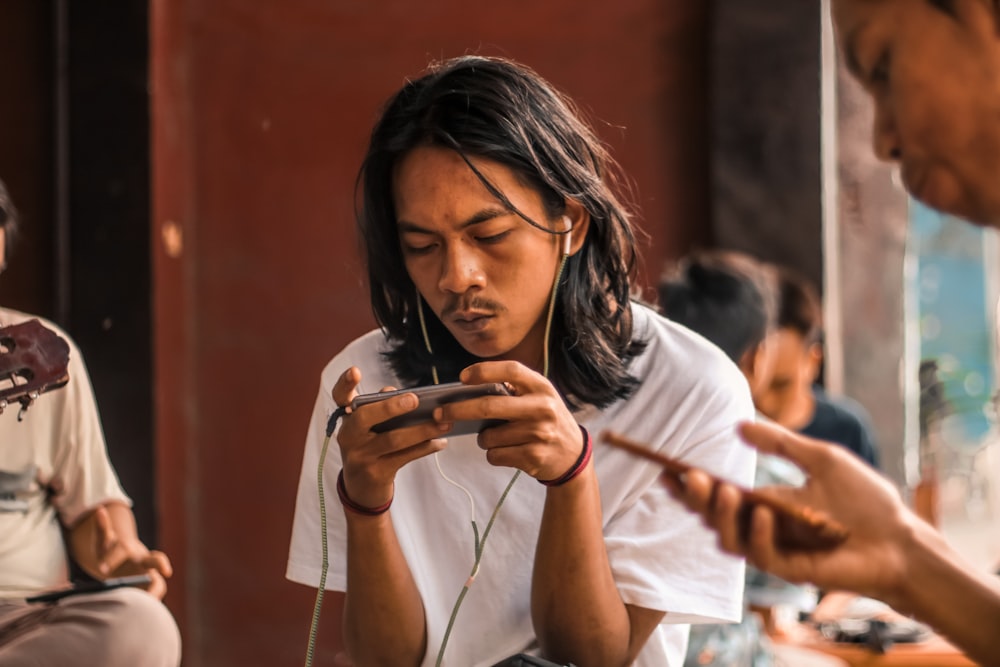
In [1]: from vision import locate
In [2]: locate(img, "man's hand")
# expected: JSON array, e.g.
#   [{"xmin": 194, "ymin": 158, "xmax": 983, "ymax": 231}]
[
  {"xmin": 667, "ymin": 420, "xmax": 917, "ymax": 603},
  {"xmin": 333, "ymin": 366, "xmax": 451, "ymax": 510},
  {"xmin": 70, "ymin": 503, "xmax": 173, "ymax": 600},
  {"xmin": 438, "ymin": 361, "xmax": 585, "ymax": 482}
]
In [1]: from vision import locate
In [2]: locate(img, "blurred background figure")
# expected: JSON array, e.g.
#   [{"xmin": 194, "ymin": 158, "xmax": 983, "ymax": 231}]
[
  {"xmin": 659, "ymin": 250, "xmax": 778, "ymax": 402},
  {"xmin": 0, "ymin": 178, "xmax": 180, "ymax": 666},
  {"xmin": 660, "ymin": 250, "xmax": 834, "ymax": 667},
  {"xmin": 755, "ymin": 267, "xmax": 880, "ymax": 469}
]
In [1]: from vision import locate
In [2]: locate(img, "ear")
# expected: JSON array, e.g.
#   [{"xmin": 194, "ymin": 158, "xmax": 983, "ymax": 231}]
[
  {"xmin": 806, "ymin": 341, "xmax": 824, "ymax": 381},
  {"xmin": 738, "ymin": 347, "xmax": 758, "ymax": 381},
  {"xmin": 561, "ymin": 199, "xmax": 591, "ymax": 257}
]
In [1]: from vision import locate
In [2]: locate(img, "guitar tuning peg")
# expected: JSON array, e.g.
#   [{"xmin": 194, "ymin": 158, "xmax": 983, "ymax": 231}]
[
  {"xmin": 0, "ymin": 398, "xmax": 6, "ymax": 414},
  {"xmin": 16, "ymin": 393, "xmax": 37, "ymax": 421}
]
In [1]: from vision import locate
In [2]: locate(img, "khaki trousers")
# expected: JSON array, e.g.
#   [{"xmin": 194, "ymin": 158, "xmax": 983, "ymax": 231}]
[{"xmin": 0, "ymin": 587, "xmax": 180, "ymax": 666}]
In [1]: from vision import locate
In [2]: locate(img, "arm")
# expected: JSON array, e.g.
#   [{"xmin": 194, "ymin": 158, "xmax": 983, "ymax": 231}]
[
  {"xmin": 534, "ymin": 464, "xmax": 664, "ymax": 666},
  {"xmin": 669, "ymin": 420, "xmax": 1000, "ymax": 666},
  {"xmin": 67, "ymin": 501, "xmax": 173, "ymax": 599},
  {"xmin": 332, "ymin": 367, "xmax": 451, "ymax": 666},
  {"xmin": 443, "ymin": 362, "xmax": 662, "ymax": 666}
]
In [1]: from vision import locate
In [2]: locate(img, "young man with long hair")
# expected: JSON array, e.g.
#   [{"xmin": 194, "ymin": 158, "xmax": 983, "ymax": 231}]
[{"xmin": 287, "ymin": 56, "xmax": 756, "ymax": 666}]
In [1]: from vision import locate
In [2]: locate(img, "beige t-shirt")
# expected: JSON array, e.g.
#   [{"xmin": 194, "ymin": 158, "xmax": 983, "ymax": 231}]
[{"xmin": 0, "ymin": 307, "xmax": 130, "ymax": 598}]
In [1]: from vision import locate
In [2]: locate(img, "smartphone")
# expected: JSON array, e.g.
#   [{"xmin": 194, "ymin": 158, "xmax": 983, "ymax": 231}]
[
  {"xmin": 600, "ymin": 430, "xmax": 849, "ymax": 551},
  {"xmin": 25, "ymin": 574, "xmax": 154, "ymax": 604},
  {"xmin": 351, "ymin": 381, "xmax": 513, "ymax": 436}
]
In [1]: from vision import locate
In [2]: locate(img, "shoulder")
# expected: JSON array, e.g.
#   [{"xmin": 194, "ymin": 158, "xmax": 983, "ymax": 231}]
[
  {"xmin": 811, "ymin": 387, "xmax": 872, "ymax": 429},
  {"xmin": 0, "ymin": 307, "xmax": 71, "ymax": 340},
  {"xmin": 0, "ymin": 307, "xmax": 88, "ymax": 372},
  {"xmin": 318, "ymin": 328, "xmax": 398, "ymax": 394},
  {"xmin": 605, "ymin": 303, "xmax": 754, "ymax": 440},
  {"xmin": 630, "ymin": 301, "xmax": 749, "ymax": 393}
]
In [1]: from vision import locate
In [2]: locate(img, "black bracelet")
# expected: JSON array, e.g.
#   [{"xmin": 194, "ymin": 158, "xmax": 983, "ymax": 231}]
[
  {"xmin": 538, "ymin": 425, "xmax": 593, "ymax": 487},
  {"xmin": 336, "ymin": 469, "xmax": 392, "ymax": 516}
]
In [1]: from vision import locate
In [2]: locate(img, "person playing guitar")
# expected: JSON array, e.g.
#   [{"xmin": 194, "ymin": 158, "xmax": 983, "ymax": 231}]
[{"xmin": 0, "ymin": 177, "xmax": 180, "ymax": 666}]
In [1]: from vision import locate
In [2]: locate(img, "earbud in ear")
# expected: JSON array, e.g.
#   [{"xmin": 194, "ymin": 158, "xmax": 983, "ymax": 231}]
[{"xmin": 561, "ymin": 216, "xmax": 572, "ymax": 256}]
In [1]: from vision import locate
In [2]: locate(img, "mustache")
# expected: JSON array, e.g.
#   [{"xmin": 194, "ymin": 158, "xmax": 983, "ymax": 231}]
[{"xmin": 440, "ymin": 296, "xmax": 506, "ymax": 319}]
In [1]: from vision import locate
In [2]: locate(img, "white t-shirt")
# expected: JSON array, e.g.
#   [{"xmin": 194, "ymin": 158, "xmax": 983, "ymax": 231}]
[
  {"xmin": 287, "ymin": 303, "xmax": 756, "ymax": 666},
  {"xmin": 0, "ymin": 308, "xmax": 130, "ymax": 598}
]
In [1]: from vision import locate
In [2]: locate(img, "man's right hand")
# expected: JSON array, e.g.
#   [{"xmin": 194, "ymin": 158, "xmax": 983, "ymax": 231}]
[
  {"xmin": 666, "ymin": 420, "xmax": 920, "ymax": 605},
  {"xmin": 332, "ymin": 366, "xmax": 452, "ymax": 510}
]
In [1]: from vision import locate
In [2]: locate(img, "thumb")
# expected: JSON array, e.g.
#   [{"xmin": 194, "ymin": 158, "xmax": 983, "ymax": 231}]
[
  {"xmin": 738, "ymin": 420, "xmax": 829, "ymax": 474},
  {"xmin": 93, "ymin": 505, "xmax": 118, "ymax": 551}
]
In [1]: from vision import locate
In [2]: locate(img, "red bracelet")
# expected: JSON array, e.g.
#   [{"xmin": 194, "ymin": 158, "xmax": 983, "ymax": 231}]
[
  {"xmin": 539, "ymin": 425, "xmax": 592, "ymax": 487},
  {"xmin": 336, "ymin": 469, "xmax": 393, "ymax": 516}
]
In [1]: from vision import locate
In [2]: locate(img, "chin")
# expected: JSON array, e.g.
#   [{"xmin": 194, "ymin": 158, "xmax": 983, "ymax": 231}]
[
  {"xmin": 447, "ymin": 330, "xmax": 507, "ymax": 360},
  {"xmin": 928, "ymin": 190, "xmax": 998, "ymax": 230}
]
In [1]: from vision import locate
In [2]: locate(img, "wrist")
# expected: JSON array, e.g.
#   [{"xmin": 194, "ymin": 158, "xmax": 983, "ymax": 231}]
[
  {"xmin": 539, "ymin": 425, "xmax": 592, "ymax": 487},
  {"xmin": 879, "ymin": 512, "xmax": 944, "ymax": 611},
  {"xmin": 337, "ymin": 469, "xmax": 393, "ymax": 516}
]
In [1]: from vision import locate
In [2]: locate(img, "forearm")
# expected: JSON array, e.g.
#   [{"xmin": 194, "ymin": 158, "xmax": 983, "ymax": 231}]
[
  {"xmin": 68, "ymin": 501, "xmax": 141, "ymax": 578},
  {"xmin": 343, "ymin": 512, "xmax": 427, "ymax": 666},
  {"xmin": 531, "ymin": 466, "xmax": 633, "ymax": 666},
  {"xmin": 890, "ymin": 520, "xmax": 1000, "ymax": 667}
]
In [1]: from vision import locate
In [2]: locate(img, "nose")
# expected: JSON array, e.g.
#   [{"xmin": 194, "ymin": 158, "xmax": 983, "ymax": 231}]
[
  {"xmin": 872, "ymin": 99, "xmax": 902, "ymax": 162},
  {"xmin": 437, "ymin": 241, "xmax": 485, "ymax": 294}
]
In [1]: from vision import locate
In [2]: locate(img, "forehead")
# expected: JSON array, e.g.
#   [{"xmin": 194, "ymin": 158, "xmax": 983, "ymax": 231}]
[
  {"xmin": 392, "ymin": 145, "xmax": 540, "ymax": 220},
  {"xmin": 832, "ymin": 0, "xmax": 957, "ymax": 35}
]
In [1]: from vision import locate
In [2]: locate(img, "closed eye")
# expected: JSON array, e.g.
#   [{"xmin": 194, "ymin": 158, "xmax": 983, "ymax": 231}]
[
  {"xmin": 401, "ymin": 241, "xmax": 437, "ymax": 255},
  {"xmin": 475, "ymin": 230, "xmax": 512, "ymax": 245}
]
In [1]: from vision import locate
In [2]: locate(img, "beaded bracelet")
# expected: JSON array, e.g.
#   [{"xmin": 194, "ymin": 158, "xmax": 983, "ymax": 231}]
[
  {"xmin": 539, "ymin": 425, "xmax": 593, "ymax": 487},
  {"xmin": 336, "ymin": 469, "xmax": 393, "ymax": 516}
]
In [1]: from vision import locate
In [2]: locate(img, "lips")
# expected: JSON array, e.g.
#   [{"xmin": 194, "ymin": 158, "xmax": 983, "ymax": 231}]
[{"xmin": 451, "ymin": 312, "xmax": 494, "ymax": 333}]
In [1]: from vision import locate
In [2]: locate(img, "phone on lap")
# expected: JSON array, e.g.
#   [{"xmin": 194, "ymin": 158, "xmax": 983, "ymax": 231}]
[
  {"xmin": 25, "ymin": 574, "xmax": 154, "ymax": 604},
  {"xmin": 351, "ymin": 381, "xmax": 513, "ymax": 436},
  {"xmin": 601, "ymin": 430, "xmax": 850, "ymax": 551}
]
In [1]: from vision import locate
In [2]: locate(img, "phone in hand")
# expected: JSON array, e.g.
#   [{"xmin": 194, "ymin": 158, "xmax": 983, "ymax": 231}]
[
  {"xmin": 601, "ymin": 430, "xmax": 850, "ymax": 551},
  {"xmin": 351, "ymin": 381, "xmax": 513, "ymax": 437}
]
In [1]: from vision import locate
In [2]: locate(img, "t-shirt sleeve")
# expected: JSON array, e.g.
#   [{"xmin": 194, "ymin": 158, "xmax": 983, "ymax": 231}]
[
  {"xmin": 49, "ymin": 335, "xmax": 130, "ymax": 527},
  {"xmin": 598, "ymin": 349, "xmax": 757, "ymax": 626},
  {"xmin": 286, "ymin": 359, "xmax": 347, "ymax": 589},
  {"xmin": 286, "ymin": 338, "xmax": 385, "ymax": 590}
]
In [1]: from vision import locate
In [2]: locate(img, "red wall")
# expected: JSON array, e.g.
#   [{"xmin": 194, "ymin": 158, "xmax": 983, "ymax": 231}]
[{"xmin": 151, "ymin": 2, "xmax": 709, "ymax": 664}]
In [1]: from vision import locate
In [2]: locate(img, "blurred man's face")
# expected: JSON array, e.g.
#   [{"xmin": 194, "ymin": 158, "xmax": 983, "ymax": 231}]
[
  {"xmin": 754, "ymin": 329, "xmax": 822, "ymax": 430},
  {"xmin": 832, "ymin": 0, "xmax": 1000, "ymax": 226}
]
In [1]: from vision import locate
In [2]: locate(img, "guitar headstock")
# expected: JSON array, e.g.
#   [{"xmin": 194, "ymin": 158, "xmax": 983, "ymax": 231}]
[{"xmin": 0, "ymin": 319, "xmax": 71, "ymax": 418}]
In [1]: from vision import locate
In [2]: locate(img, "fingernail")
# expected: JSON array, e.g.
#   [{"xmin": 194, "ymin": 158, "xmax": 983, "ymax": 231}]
[
  {"xmin": 400, "ymin": 394, "xmax": 417, "ymax": 409},
  {"xmin": 438, "ymin": 421, "xmax": 452, "ymax": 432}
]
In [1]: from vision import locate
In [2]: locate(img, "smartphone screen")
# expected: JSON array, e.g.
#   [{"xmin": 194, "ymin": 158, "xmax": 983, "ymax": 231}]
[{"xmin": 351, "ymin": 381, "xmax": 512, "ymax": 436}]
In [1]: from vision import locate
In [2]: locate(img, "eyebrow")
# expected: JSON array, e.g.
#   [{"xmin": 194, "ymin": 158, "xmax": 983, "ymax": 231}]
[{"xmin": 397, "ymin": 207, "xmax": 510, "ymax": 234}]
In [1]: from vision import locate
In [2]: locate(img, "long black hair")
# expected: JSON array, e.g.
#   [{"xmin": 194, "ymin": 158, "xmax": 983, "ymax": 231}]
[
  {"xmin": 0, "ymin": 178, "xmax": 18, "ymax": 264},
  {"xmin": 356, "ymin": 55, "xmax": 646, "ymax": 409}
]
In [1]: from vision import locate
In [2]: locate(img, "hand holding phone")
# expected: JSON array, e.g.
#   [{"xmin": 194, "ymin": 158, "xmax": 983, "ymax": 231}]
[
  {"xmin": 601, "ymin": 430, "xmax": 849, "ymax": 551},
  {"xmin": 351, "ymin": 381, "xmax": 513, "ymax": 436}
]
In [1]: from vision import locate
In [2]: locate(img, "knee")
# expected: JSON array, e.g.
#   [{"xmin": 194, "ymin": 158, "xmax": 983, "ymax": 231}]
[{"xmin": 89, "ymin": 587, "xmax": 182, "ymax": 666}]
